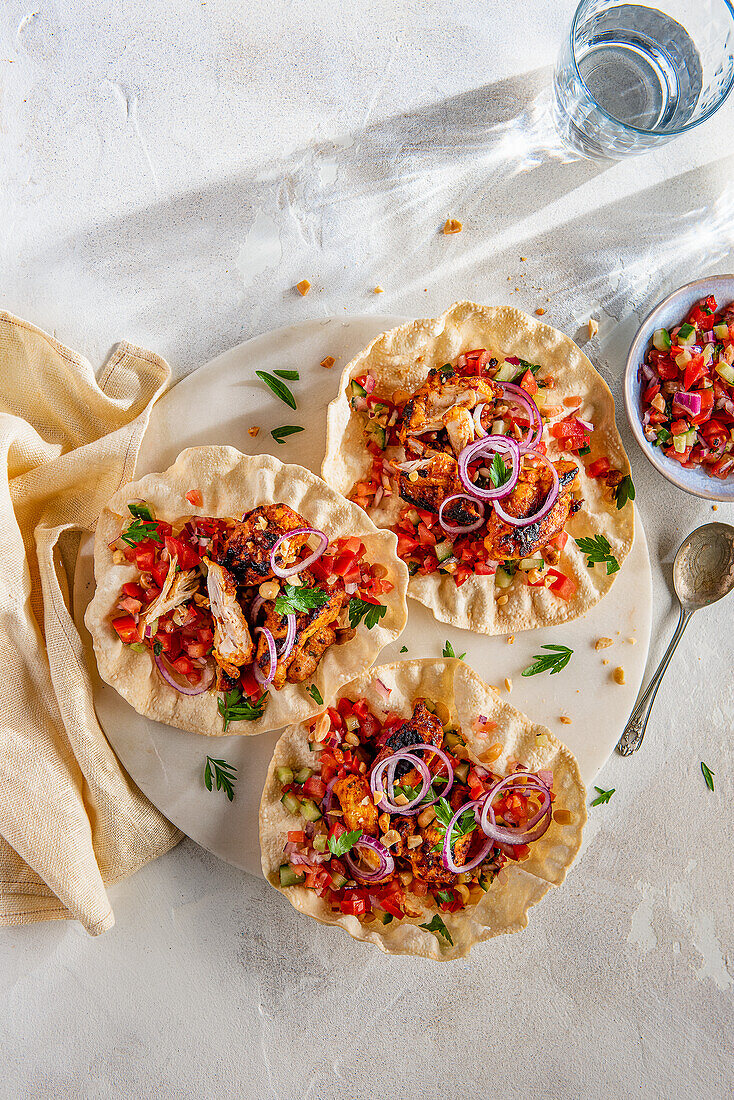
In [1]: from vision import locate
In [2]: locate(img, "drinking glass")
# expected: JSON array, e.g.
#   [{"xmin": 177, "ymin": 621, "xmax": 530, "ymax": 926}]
[{"xmin": 554, "ymin": 0, "xmax": 734, "ymax": 157}]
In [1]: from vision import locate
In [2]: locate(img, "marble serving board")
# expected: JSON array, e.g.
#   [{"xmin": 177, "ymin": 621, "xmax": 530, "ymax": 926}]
[{"xmin": 73, "ymin": 316, "xmax": 652, "ymax": 877}]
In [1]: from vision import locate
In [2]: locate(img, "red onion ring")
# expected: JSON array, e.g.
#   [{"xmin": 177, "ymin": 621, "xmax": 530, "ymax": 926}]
[
  {"xmin": 270, "ymin": 528, "xmax": 329, "ymax": 579},
  {"xmin": 344, "ymin": 835, "xmax": 395, "ymax": 883},
  {"xmin": 472, "ymin": 403, "xmax": 488, "ymax": 438},
  {"xmin": 321, "ymin": 776, "xmax": 339, "ymax": 814},
  {"xmin": 493, "ymin": 450, "xmax": 560, "ymax": 528},
  {"xmin": 457, "ymin": 436, "xmax": 520, "ymax": 501},
  {"xmin": 154, "ymin": 653, "xmax": 215, "ymax": 696},
  {"xmin": 441, "ymin": 798, "xmax": 496, "ymax": 874},
  {"xmin": 438, "ymin": 494, "xmax": 486, "ymax": 536},
  {"xmin": 499, "ymin": 382, "xmax": 543, "ymax": 447},
  {"xmin": 279, "ymin": 614, "xmax": 297, "ymax": 662},
  {"xmin": 478, "ymin": 771, "xmax": 553, "ymax": 845},
  {"xmin": 386, "ymin": 742, "xmax": 455, "ymax": 807},
  {"xmin": 253, "ymin": 626, "xmax": 277, "ymax": 686},
  {"xmin": 249, "ymin": 595, "xmax": 265, "ymax": 622},
  {"xmin": 370, "ymin": 751, "xmax": 432, "ymax": 813}
]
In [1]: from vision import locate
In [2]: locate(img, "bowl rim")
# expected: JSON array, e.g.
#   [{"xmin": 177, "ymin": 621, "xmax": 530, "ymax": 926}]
[{"xmin": 623, "ymin": 273, "xmax": 734, "ymax": 502}]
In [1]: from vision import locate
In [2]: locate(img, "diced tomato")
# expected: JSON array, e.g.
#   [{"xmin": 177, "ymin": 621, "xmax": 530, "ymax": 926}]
[
  {"xmin": 184, "ymin": 639, "xmax": 210, "ymax": 659},
  {"xmin": 396, "ymin": 533, "xmax": 419, "ymax": 557},
  {"xmin": 547, "ymin": 569, "xmax": 578, "ymax": 601},
  {"xmin": 165, "ymin": 536, "xmax": 200, "ymax": 570},
  {"xmin": 333, "ymin": 536, "xmax": 363, "ymax": 557},
  {"xmin": 670, "ymin": 419, "xmax": 689, "ymax": 436},
  {"xmin": 185, "ymin": 489, "xmax": 203, "ymax": 507},
  {"xmin": 687, "ymin": 295, "xmax": 717, "ymax": 327},
  {"xmin": 700, "ymin": 419, "xmax": 729, "ymax": 450},
  {"xmin": 416, "ymin": 522, "xmax": 437, "ymax": 548},
  {"xmin": 710, "ymin": 456, "xmax": 734, "ymax": 478},
  {"xmin": 309, "ymin": 554, "xmax": 334, "ymax": 581},
  {"xmin": 656, "ymin": 357, "xmax": 679, "ymax": 381},
  {"xmin": 336, "ymin": 698, "xmax": 353, "ymax": 718},
  {"xmin": 474, "ymin": 561, "xmax": 496, "ymax": 576},
  {"xmin": 122, "ymin": 581, "xmax": 145, "ymax": 601},
  {"xmin": 327, "ymin": 706, "xmax": 344, "ymax": 730},
  {"xmin": 411, "ymin": 879, "xmax": 429, "ymax": 897},
  {"xmin": 171, "ymin": 654, "xmax": 194, "ymax": 677},
  {"xmin": 642, "ymin": 383, "xmax": 660, "ymax": 404},
  {"xmin": 302, "ymin": 776, "xmax": 326, "ymax": 800},
  {"xmin": 549, "ymin": 415, "xmax": 590, "ymax": 451},
  {"xmin": 151, "ymin": 560, "xmax": 170, "ymax": 588},
  {"xmin": 287, "ymin": 831, "xmax": 306, "ymax": 844},
  {"xmin": 134, "ymin": 543, "xmax": 157, "ymax": 572},
  {"xmin": 339, "ymin": 888, "xmax": 369, "ymax": 917},
  {"xmin": 691, "ymin": 389, "xmax": 714, "ymax": 425},
  {"xmin": 546, "ymin": 530, "xmax": 568, "ymax": 551},
  {"xmin": 333, "ymin": 551, "xmax": 360, "ymax": 582},
  {"xmin": 240, "ymin": 666, "xmax": 261, "ymax": 698},
  {"xmin": 519, "ymin": 369, "xmax": 538, "ymax": 396},
  {"xmin": 118, "ymin": 595, "xmax": 143, "ymax": 614},
  {"xmin": 683, "ymin": 356, "xmax": 706, "ymax": 391},
  {"xmin": 587, "ymin": 457, "xmax": 612, "ymax": 478},
  {"xmin": 111, "ymin": 615, "xmax": 140, "ymax": 645}
]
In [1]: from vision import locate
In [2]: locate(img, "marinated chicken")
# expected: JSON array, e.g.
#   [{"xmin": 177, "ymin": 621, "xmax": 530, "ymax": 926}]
[
  {"xmin": 372, "ymin": 700, "xmax": 443, "ymax": 779},
  {"xmin": 409, "ymin": 792, "xmax": 474, "ymax": 885},
  {"xmin": 219, "ymin": 504, "xmax": 310, "ymax": 586},
  {"xmin": 398, "ymin": 369, "xmax": 500, "ymax": 450},
  {"xmin": 333, "ymin": 774, "xmax": 379, "ymax": 835},
  {"xmin": 206, "ymin": 560, "xmax": 255, "ymax": 679},
  {"xmin": 255, "ymin": 577, "xmax": 349, "ymax": 689},
  {"xmin": 482, "ymin": 459, "xmax": 580, "ymax": 560},
  {"xmin": 140, "ymin": 559, "xmax": 201, "ymax": 630},
  {"xmin": 398, "ymin": 452, "xmax": 467, "ymax": 515}
]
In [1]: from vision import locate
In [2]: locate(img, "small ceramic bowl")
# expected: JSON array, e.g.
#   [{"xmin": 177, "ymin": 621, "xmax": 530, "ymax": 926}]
[{"xmin": 624, "ymin": 274, "xmax": 734, "ymax": 502}]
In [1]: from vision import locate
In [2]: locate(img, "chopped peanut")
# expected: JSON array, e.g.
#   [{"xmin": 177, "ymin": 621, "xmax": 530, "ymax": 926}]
[
  {"xmin": 479, "ymin": 743, "xmax": 503, "ymax": 765},
  {"xmin": 595, "ymin": 637, "xmax": 614, "ymax": 650},
  {"xmin": 344, "ymin": 731, "xmax": 360, "ymax": 747},
  {"xmin": 373, "ymin": 286, "xmax": 384, "ymax": 294},
  {"xmin": 399, "ymin": 869, "xmax": 414, "ymax": 884},
  {"xmin": 112, "ymin": 549, "xmax": 126, "ymax": 565},
  {"xmin": 507, "ymin": 635, "xmax": 515, "ymax": 645},
  {"xmin": 320, "ymin": 355, "xmax": 335, "ymax": 369},
  {"xmin": 535, "ymin": 307, "xmax": 546, "ymax": 316},
  {"xmin": 588, "ymin": 318, "xmax": 599, "ymax": 339},
  {"xmin": 406, "ymin": 835, "xmax": 422, "ymax": 850},
  {"xmin": 559, "ymin": 716, "xmax": 572, "ymax": 725},
  {"xmin": 296, "ymin": 279, "xmax": 311, "ymax": 296},
  {"xmin": 248, "ymin": 425, "xmax": 260, "ymax": 437},
  {"xmin": 382, "ymin": 829, "xmax": 400, "ymax": 849},
  {"xmin": 613, "ymin": 666, "xmax": 625, "ymax": 685},
  {"xmin": 504, "ymin": 677, "xmax": 513, "ymax": 693},
  {"xmin": 553, "ymin": 808, "xmax": 575, "ymax": 825},
  {"xmin": 443, "ymin": 218, "xmax": 463, "ymax": 234},
  {"xmin": 378, "ymin": 812, "xmax": 390, "ymax": 833},
  {"xmin": 496, "ymin": 594, "xmax": 509, "ymax": 606},
  {"xmin": 258, "ymin": 580, "xmax": 280, "ymax": 600},
  {"xmin": 417, "ymin": 805, "xmax": 436, "ymax": 828}
]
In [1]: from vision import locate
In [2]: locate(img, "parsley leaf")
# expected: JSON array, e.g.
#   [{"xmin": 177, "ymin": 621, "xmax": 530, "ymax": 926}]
[
  {"xmin": 308, "ymin": 684, "xmax": 324, "ymax": 706},
  {"xmin": 128, "ymin": 501, "xmax": 154, "ymax": 522},
  {"xmin": 591, "ymin": 785, "xmax": 615, "ymax": 806},
  {"xmin": 420, "ymin": 914, "xmax": 454, "ymax": 945},
  {"xmin": 614, "ymin": 474, "xmax": 636, "ymax": 510},
  {"xmin": 204, "ymin": 756, "xmax": 238, "ymax": 801},
  {"xmin": 435, "ymin": 889, "xmax": 455, "ymax": 905},
  {"xmin": 512, "ymin": 358, "xmax": 542, "ymax": 381},
  {"xmin": 273, "ymin": 369, "xmax": 299, "ymax": 380},
  {"xmin": 271, "ymin": 425, "xmax": 304, "ymax": 445},
  {"xmin": 431, "ymin": 796, "xmax": 477, "ymax": 851},
  {"xmin": 255, "ymin": 370, "xmax": 297, "ymax": 410},
  {"xmin": 438, "ymin": 363, "xmax": 455, "ymax": 380},
  {"xmin": 275, "ymin": 584, "xmax": 330, "ymax": 616},
  {"xmin": 328, "ymin": 828, "xmax": 363, "ymax": 857},
  {"xmin": 701, "ymin": 761, "xmax": 715, "ymax": 792},
  {"xmin": 522, "ymin": 644, "xmax": 573, "ymax": 677},
  {"xmin": 348, "ymin": 598, "xmax": 387, "ymax": 630},
  {"xmin": 488, "ymin": 452, "xmax": 512, "ymax": 490},
  {"xmin": 119, "ymin": 518, "xmax": 162, "ymax": 547},
  {"xmin": 442, "ymin": 640, "xmax": 466, "ymax": 660},
  {"xmin": 575, "ymin": 534, "xmax": 620, "ymax": 575},
  {"xmin": 400, "ymin": 645, "xmax": 408, "ymax": 653},
  {"xmin": 217, "ymin": 688, "xmax": 268, "ymax": 731}
]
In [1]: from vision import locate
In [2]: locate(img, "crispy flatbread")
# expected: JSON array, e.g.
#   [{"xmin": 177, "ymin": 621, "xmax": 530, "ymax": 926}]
[
  {"xmin": 260, "ymin": 659, "xmax": 586, "ymax": 960},
  {"xmin": 322, "ymin": 301, "xmax": 634, "ymax": 634},
  {"xmin": 85, "ymin": 446, "xmax": 409, "ymax": 737}
]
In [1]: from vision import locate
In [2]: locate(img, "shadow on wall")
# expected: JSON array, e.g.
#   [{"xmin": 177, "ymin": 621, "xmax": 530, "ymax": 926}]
[{"xmin": 30, "ymin": 67, "xmax": 607, "ymax": 369}]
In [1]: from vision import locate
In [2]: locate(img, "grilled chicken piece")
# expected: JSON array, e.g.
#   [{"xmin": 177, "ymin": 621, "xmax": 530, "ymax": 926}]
[
  {"xmin": 389, "ymin": 814, "xmax": 417, "ymax": 858},
  {"xmin": 398, "ymin": 370, "xmax": 500, "ymax": 446},
  {"xmin": 139, "ymin": 558, "xmax": 201, "ymax": 629},
  {"xmin": 398, "ymin": 451, "xmax": 477, "ymax": 517},
  {"xmin": 255, "ymin": 577, "xmax": 348, "ymax": 689},
  {"xmin": 206, "ymin": 560, "xmax": 255, "ymax": 679},
  {"xmin": 409, "ymin": 814, "xmax": 474, "ymax": 884},
  {"xmin": 371, "ymin": 700, "xmax": 444, "ymax": 781},
  {"xmin": 219, "ymin": 504, "xmax": 310, "ymax": 586},
  {"xmin": 482, "ymin": 459, "xmax": 580, "ymax": 560},
  {"xmin": 444, "ymin": 406, "xmax": 475, "ymax": 456},
  {"xmin": 333, "ymin": 774, "xmax": 379, "ymax": 836}
]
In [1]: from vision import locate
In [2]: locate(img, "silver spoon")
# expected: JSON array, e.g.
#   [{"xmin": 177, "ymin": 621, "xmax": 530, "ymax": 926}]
[{"xmin": 617, "ymin": 521, "xmax": 734, "ymax": 756}]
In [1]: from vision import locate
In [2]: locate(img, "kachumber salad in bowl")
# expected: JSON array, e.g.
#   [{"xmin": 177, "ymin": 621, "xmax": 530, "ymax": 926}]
[
  {"xmin": 323, "ymin": 301, "xmax": 635, "ymax": 635},
  {"xmin": 260, "ymin": 659, "xmax": 586, "ymax": 960}
]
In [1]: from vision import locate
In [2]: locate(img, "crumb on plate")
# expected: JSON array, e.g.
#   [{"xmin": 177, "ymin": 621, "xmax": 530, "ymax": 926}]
[{"xmin": 296, "ymin": 279, "xmax": 311, "ymax": 296}]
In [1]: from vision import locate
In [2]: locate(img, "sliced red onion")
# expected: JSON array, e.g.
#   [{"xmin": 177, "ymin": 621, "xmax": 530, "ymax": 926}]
[
  {"xmin": 493, "ymin": 450, "xmax": 560, "ymax": 528},
  {"xmin": 374, "ymin": 678, "xmax": 391, "ymax": 701},
  {"xmin": 154, "ymin": 653, "xmax": 215, "ymax": 696},
  {"xmin": 478, "ymin": 771, "xmax": 553, "ymax": 845},
  {"xmin": 253, "ymin": 626, "xmax": 277, "ymax": 686},
  {"xmin": 702, "ymin": 330, "xmax": 715, "ymax": 343},
  {"xmin": 441, "ymin": 798, "xmax": 495, "ymax": 874},
  {"xmin": 143, "ymin": 621, "xmax": 155, "ymax": 640},
  {"xmin": 673, "ymin": 390, "xmax": 702, "ymax": 418},
  {"xmin": 575, "ymin": 417, "xmax": 595, "ymax": 432},
  {"xmin": 373, "ymin": 486, "xmax": 384, "ymax": 507},
  {"xmin": 270, "ymin": 527, "xmax": 329, "ymax": 579},
  {"xmin": 473, "ymin": 403, "xmax": 488, "ymax": 438},
  {"xmin": 370, "ymin": 751, "xmax": 432, "ymax": 813},
  {"xmin": 499, "ymin": 382, "xmax": 543, "ymax": 447},
  {"xmin": 249, "ymin": 595, "xmax": 265, "ymax": 622},
  {"xmin": 344, "ymin": 834, "xmax": 394, "ymax": 883},
  {"xmin": 279, "ymin": 614, "xmax": 297, "ymax": 662},
  {"xmin": 344, "ymin": 581, "xmax": 358, "ymax": 595},
  {"xmin": 321, "ymin": 776, "xmax": 339, "ymax": 814},
  {"xmin": 386, "ymin": 742, "xmax": 455, "ymax": 807},
  {"xmin": 458, "ymin": 435, "xmax": 520, "ymax": 500},
  {"xmin": 364, "ymin": 374, "xmax": 376, "ymax": 394},
  {"xmin": 438, "ymin": 494, "xmax": 486, "ymax": 536}
]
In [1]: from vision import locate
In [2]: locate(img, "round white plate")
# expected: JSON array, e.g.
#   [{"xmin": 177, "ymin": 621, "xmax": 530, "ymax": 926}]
[{"xmin": 74, "ymin": 316, "xmax": 652, "ymax": 877}]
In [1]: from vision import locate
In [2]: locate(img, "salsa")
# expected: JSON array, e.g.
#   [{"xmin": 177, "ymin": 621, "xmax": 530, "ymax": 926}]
[{"xmin": 640, "ymin": 294, "xmax": 734, "ymax": 479}]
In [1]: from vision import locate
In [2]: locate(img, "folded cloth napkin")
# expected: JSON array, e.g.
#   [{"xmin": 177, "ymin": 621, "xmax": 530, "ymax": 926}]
[{"xmin": 0, "ymin": 311, "xmax": 182, "ymax": 935}]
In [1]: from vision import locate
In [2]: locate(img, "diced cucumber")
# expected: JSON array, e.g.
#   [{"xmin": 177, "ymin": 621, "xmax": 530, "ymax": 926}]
[
  {"xmin": 493, "ymin": 362, "xmax": 516, "ymax": 382},
  {"xmin": 435, "ymin": 539, "xmax": 454, "ymax": 563},
  {"xmin": 478, "ymin": 872, "xmax": 495, "ymax": 892},
  {"xmin": 672, "ymin": 432, "xmax": 689, "ymax": 454},
  {"xmin": 350, "ymin": 379, "xmax": 367, "ymax": 400},
  {"xmin": 294, "ymin": 767, "xmax": 313, "ymax": 784},
  {"xmin": 454, "ymin": 761, "xmax": 470, "ymax": 783},
  {"xmin": 518, "ymin": 555, "xmax": 544, "ymax": 571},
  {"xmin": 652, "ymin": 328, "xmax": 671, "ymax": 351},
  {"xmin": 330, "ymin": 872, "xmax": 348, "ymax": 889},
  {"xmin": 279, "ymin": 865, "xmax": 305, "ymax": 887},
  {"xmin": 495, "ymin": 567, "xmax": 514, "ymax": 589},
  {"xmin": 675, "ymin": 348, "xmax": 692, "ymax": 367},
  {"xmin": 276, "ymin": 765, "xmax": 294, "ymax": 785},
  {"xmin": 677, "ymin": 323, "xmax": 696, "ymax": 345},
  {"xmin": 281, "ymin": 792, "xmax": 301, "ymax": 815},
  {"xmin": 313, "ymin": 834, "xmax": 328, "ymax": 853},
  {"xmin": 369, "ymin": 401, "xmax": 390, "ymax": 420},
  {"xmin": 378, "ymin": 911, "xmax": 394, "ymax": 925},
  {"xmin": 703, "ymin": 343, "xmax": 715, "ymax": 365},
  {"xmin": 491, "ymin": 419, "xmax": 507, "ymax": 435},
  {"xmin": 299, "ymin": 798, "xmax": 322, "ymax": 822},
  {"xmin": 344, "ymin": 714, "xmax": 360, "ymax": 732},
  {"xmin": 716, "ymin": 361, "xmax": 734, "ymax": 386},
  {"xmin": 713, "ymin": 323, "xmax": 730, "ymax": 340},
  {"xmin": 365, "ymin": 422, "xmax": 387, "ymax": 450},
  {"xmin": 444, "ymin": 730, "xmax": 462, "ymax": 751},
  {"xmin": 129, "ymin": 642, "xmax": 147, "ymax": 654}
]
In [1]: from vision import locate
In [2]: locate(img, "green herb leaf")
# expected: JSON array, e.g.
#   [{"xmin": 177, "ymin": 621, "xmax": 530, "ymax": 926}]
[
  {"xmin": 119, "ymin": 518, "xmax": 162, "ymax": 547},
  {"xmin": 308, "ymin": 684, "xmax": 324, "ymax": 706},
  {"xmin": 435, "ymin": 889, "xmax": 455, "ymax": 906},
  {"xmin": 522, "ymin": 643, "xmax": 573, "ymax": 677},
  {"xmin": 512, "ymin": 358, "xmax": 542, "ymax": 381},
  {"xmin": 400, "ymin": 645, "xmax": 408, "ymax": 654},
  {"xmin": 275, "ymin": 584, "xmax": 330, "ymax": 616},
  {"xmin": 420, "ymin": 914, "xmax": 454, "ymax": 945},
  {"xmin": 348, "ymin": 598, "xmax": 387, "ymax": 630},
  {"xmin": 271, "ymin": 425, "xmax": 305, "ymax": 445},
  {"xmin": 255, "ymin": 370, "xmax": 297, "ymax": 410},
  {"xmin": 153, "ymin": 641, "xmax": 162, "ymax": 656},
  {"xmin": 431, "ymin": 796, "xmax": 477, "ymax": 851},
  {"xmin": 614, "ymin": 474, "xmax": 636, "ymax": 510},
  {"xmin": 217, "ymin": 689, "xmax": 268, "ymax": 731},
  {"xmin": 128, "ymin": 501, "xmax": 154, "ymax": 521},
  {"xmin": 575, "ymin": 534, "xmax": 620, "ymax": 575},
  {"xmin": 701, "ymin": 761, "xmax": 715, "ymax": 792},
  {"xmin": 591, "ymin": 785, "xmax": 615, "ymax": 806},
  {"xmin": 328, "ymin": 828, "xmax": 363, "ymax": 857},
  {"xmin": 488, "ymin": 452, "xmax": 511, "ymax": 490},
  {"xmin": 438, "ymin": 363, "xmax": 455, "ymax": 380},
  {"xmin": 274, "ymin": 369, "xmax": 300, "ymax": 380},
  {"xmin": 204, "ymin": 756, "xmax": 238, "ymax": 801},
  {"xmin": 442, "ymin": 639, "xmax": 466, "ymax": 660},
  {"xmin": 578, "ymin": 444, "xmax": 591, "ymax": 456}
]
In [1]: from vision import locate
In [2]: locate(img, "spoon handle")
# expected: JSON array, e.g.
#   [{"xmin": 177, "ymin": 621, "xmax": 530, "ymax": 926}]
[{"xmin": 616, "ymin": 606, "xmax": 692, "ymax": 757}]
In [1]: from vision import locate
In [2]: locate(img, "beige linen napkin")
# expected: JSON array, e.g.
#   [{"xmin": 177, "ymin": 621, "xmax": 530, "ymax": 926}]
[{"xmin": 0, "ymin": 311, "xmax": 182, "ymax": 935}]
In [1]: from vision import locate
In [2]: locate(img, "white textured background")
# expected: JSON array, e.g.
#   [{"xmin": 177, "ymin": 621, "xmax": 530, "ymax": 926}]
[{"xmin": 1, "ymin": 1, "xmax": 733, "ymax": 1097}]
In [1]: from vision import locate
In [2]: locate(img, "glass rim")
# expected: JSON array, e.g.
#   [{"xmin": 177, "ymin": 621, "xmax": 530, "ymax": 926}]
[{"xmin": 569, "ymin": 0, "xmax": 734, "ymax": 136}]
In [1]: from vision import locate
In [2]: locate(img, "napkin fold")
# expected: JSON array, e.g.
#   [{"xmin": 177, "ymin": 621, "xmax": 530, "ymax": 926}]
[{"xmin": 0, "ymin": 311, "xmax": 182, "ymax": 935}]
